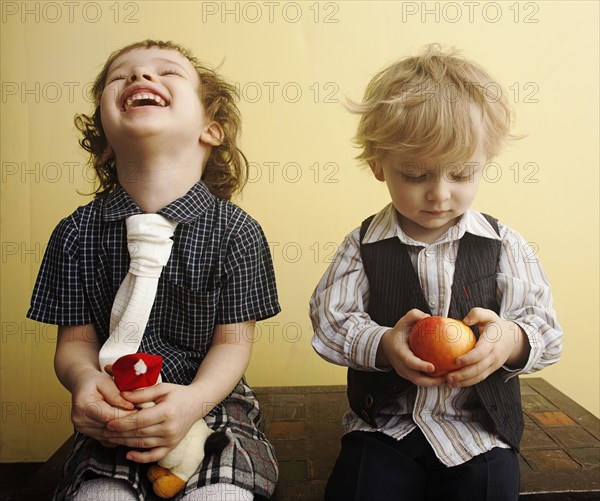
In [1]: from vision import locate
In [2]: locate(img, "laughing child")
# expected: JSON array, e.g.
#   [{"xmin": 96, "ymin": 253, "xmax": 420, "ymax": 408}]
[{"xmin": 28, "ymin": 40, "xmax": 279, "ymax": 501}]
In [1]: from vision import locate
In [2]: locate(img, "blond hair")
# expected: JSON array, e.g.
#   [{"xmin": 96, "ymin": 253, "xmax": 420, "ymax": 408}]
[
  {"xmin": 75, "ymin": 40, "xmax": 247, "ymax": 199},
  {"xmin": 349, "ymin": 44, "xmax": 515, "ymax": 166}
]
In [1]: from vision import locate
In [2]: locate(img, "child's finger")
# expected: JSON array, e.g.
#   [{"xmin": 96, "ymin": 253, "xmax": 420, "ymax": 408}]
[
  {"xmin": 105, "ymin": 407, "xmax": 159, "ymax": 432},
  {"xmin": 121, "ymin": 383, "xmax": 168, "ymax": 405},
  {"xmin": 126, "ymin": 446, "xmax": 169, "ymax": 464},
  {"xmin": 104, "ymin": 391, "xmax": 136, "ymax": 411},
  {"xmin": 454, "ymin": 342, "xmax": 488, "ymax": 368},
  {"xmin": 447, "ymin": 355, "xmax": 495, "ymax": 387},
  {"xmin": 463, "ymin": 307, "xmax": 498, "ymax": 326},
  {"xmin": 397, "ymin": 309, "xmax": 430, "ymax": 330},
  {"xmin": 97, "ymin": 378, "xmax": 135, "ymax": 411},
  {"xmin": 404, "ymin": 352, "xmax": 436, "ymax": 374},
  {"xmin": 410, "ymin": 370, "xmax": 447, "ymax": 387},
  {"xmin": 447, "ymin": 368, "xmax": 493, "ymax": 388},
  {"xmin": 103, "ymin": 422, "xmax": 164, "ymax": 441},
  {"xmin": 73, "ymin": 398, "xmax": 123, "ymax": 426},
  {"xmin": 100, "ymin": 434, "xmax": 165, "ymax": 450}
]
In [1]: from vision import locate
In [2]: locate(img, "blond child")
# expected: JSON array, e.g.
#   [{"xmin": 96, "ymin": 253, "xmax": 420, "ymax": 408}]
[
  {"xmin": 28, "ymin": 40, "xmax": 279, "ymax": 501},
  {"xmin": 310, "ymin": 44, "xmax": 562, "ymax": 500}
]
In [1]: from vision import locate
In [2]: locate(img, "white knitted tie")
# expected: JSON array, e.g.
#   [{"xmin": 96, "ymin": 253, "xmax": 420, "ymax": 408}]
[{"xmin": 99, "ymin": 214, "xmax": 178, "ymax": 374}]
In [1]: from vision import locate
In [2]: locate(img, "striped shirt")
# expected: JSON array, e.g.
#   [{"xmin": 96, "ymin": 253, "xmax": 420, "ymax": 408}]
[{"xmin": 310, "ymin": 204, "xmax": 562, "ymax": 466}]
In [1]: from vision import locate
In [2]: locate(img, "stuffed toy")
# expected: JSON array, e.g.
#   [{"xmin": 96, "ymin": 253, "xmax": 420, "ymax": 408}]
[{"xmin": 109, "ymin": 353, "xmax": 228, "ymax": 498}]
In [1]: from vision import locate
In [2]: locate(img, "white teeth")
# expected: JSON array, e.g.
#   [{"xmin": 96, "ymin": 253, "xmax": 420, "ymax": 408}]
[{"xmin": 124, "ymin": 91, "xmax": 167, "ymax": 109}]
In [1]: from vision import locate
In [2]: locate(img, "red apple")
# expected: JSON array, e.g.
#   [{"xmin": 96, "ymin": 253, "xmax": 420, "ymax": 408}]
[{"xmin": 408, "ymin": 316, "xmax": 476, "ymax": 376}]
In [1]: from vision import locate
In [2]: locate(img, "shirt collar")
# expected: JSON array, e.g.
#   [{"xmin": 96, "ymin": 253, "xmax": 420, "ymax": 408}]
[
  {"xmin": 158, "ymin": 181, "xmax": 215, "ymax": 223},
  {"xmin": 102, "ymin": 181, "xmax": 215, "ymax": 223},
  {"xmin": 362, "ymin": 204, "xmax": 501, "ymax": 246},
  {"xmin": 102, "ymin": 187, "xmax": 141, "ymax": 221}
]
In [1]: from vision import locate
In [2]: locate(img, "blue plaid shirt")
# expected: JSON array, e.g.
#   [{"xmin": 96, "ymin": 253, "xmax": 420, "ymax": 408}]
[{"xmin": 28, "ymin": 181, "xmax": 280, "ymax": 385}]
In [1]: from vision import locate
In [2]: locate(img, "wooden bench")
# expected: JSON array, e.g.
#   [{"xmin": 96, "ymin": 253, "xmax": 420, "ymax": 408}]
[
  {"xmin": 25, "ymin": 378, "xmax": 600, "ymax": 500},
  {"xmin": 257, "ymin": 379, "xmax": 600, "ymax": 500}
]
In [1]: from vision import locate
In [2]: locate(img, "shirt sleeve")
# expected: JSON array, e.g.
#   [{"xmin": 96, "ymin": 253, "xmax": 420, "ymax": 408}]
[
  {"xmin": 27, "ymin": 215, "xmax": 93, "ymax": 326},
  {"xmin": 309, "ymin": 228, "xmax": 390, "ymax": 371},
  {"xmin": 217, "ymin": 213, "xmax": 280, "ymax": 324},
  {"xmin": 497, "ymin": 224, "xmax": 563, "ymax": 376}
]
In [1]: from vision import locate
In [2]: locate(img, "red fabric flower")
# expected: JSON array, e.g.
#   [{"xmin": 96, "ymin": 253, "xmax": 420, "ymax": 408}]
[{"xmin": 111, "ymin": 353, "xmax": 163, "ymax": 391}]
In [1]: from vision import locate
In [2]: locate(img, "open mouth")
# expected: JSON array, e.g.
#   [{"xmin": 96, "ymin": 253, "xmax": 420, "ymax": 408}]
[{"xmin": 122, "ymin": 91, "xmax": 167, "ymax": 111}]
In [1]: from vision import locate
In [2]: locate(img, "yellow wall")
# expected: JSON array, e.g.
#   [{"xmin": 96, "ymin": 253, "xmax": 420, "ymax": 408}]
[{"xmin": 1, "ymin": 1, "xmax": 598, "ymax": 461}]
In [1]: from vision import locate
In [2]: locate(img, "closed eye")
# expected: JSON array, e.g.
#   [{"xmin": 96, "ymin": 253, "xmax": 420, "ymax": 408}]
[
  {"xmin": 450, "ymin": 173, "xmax": 471, "ymax": 182},
  {"xmin": 107, "ymin": 74, "xmax": 127, "ymax": 84},
  {"xmin": 160, "ymin": 68, "xmax": 184, "ymax": 77},
  {"xmin": 449, "ymin": 167, "xmax": 477, "ymax": 182},
  {"xmin": 401, "ymin": 173, "xmax": 427, "ymax": 183}
]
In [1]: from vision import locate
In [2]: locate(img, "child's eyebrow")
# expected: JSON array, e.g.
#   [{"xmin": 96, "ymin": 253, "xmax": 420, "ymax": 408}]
[
  {"xmin": 108, "ymin": 56, "xmax": 191, "ymax": 76},
  {"xmin": 153, "ymin": 57, "xmax": 191, "ymax": 73},
  {"xmin": 397, "ymin": 163, "xmax": 426, "ymax": 174}
]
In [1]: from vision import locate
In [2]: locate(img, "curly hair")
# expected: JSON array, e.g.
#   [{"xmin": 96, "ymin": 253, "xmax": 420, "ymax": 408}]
[
  {"xmin": 75, "ymin": 40, "xmax": 248, "ymax": 199},
  {"xmin": 347, "ymin": 44, "xmax": 518, "ymax": 167}
]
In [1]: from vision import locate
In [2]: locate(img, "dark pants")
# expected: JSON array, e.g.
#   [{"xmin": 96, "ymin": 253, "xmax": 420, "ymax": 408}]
[{"xmin": 325, "ymin": 430, "xmax": 520, "ymax": 501}]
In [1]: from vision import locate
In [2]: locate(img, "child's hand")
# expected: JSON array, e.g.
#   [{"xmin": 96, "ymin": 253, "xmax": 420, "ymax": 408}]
[
  {"xmin": 377, "ymin": 309, "xmax": 447, "ymax": 387},
  {"xmin": 446, "ymin": 307, "xmax": 530, "ymax": 388},
  {"xmin": 101, "ymin": 382, "xmax": 204, "ymax": 463},
  {"xmin": 70, "ymin": 368, "xmax": 135, "ymax": 444}
]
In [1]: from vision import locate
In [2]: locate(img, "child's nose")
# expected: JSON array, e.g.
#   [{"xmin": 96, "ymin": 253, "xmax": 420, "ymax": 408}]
[
  {"xmin": 426, "ymin": 181, "xmax": 451, "ymax": 202},
  {"xmin": 127, "ymin": 67, "xmax": 156, "ymax": 84}
]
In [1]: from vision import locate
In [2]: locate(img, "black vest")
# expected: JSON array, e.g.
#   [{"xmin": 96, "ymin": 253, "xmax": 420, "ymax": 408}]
[{"xmin": 347, "ymin": 214, "xmax": 523, "ymax": 450}]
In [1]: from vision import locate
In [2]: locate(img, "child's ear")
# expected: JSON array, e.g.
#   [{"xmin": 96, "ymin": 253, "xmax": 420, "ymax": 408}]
[
  {"xmin": 101, "ymin": 144, "xmax": 115, "ymax": 163},
  {"xmin": 200, "ymin": 122, "xmax": 225, "ymax": 146},
  {"xmin": 369, "ymin": 162, "xmax": 385, "ymax": 182}
]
